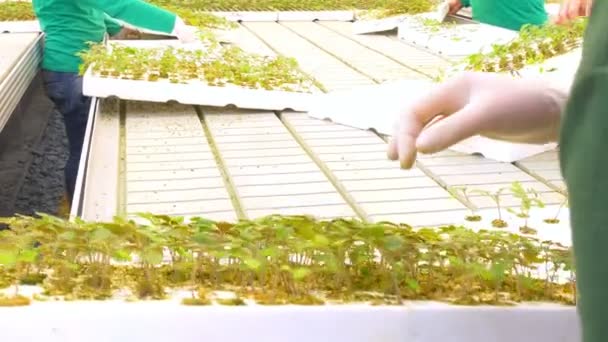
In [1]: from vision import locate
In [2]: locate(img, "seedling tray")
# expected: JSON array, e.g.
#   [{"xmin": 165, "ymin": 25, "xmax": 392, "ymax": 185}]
[
  {"xmin": 397, "ymin": 17, "xmax": 517, "ymax": 57},
  {"xmin": 82, "ymin": 68, "xmax": 316, "ymax": 112},
  {"xmin": 81, "ymin": 40, "xmax": 318, "ymax": 112},
  {"xmin": 352, "ymin": 3, "xmax": 449, "ymax": 35},
  {"xmin": 0, "ymin": 301, "xmax": 579, "ymax": 342},
  {"xmin": 0, "ymin": 20, "xmax": 39, "ymax": 33}
]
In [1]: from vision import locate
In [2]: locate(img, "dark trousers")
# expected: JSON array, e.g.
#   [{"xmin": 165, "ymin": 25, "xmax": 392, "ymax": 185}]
[{"xmin": 41, "ymin": 70, "xmax": 92, "ymax": 206}]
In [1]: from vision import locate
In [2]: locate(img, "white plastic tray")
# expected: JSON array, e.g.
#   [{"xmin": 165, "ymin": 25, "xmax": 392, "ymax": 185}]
[
  {"xmin": 82, "ymin": 68, "xmax": 316, "ymax": 112},
  {"xmin": 276, "ymin": 10, "xmax": 355, "ymax": 21},
  {"xmin": 352, "ymin": 3, "xmax": 449, "ymax": 35},
  {"xmin": 397, "ymin": 18, "xmax": 517, "ymax": 57},
  {"xmin": 0, "ymin": 301, "xmax": 579, "ymax": 342},
  {"xmin": 0, "ymin": 20, "xmax": 40, "ymax": 33},
  {"xmin": 212, "ymin": 11, "xmax": 280, "ymax": 22}
]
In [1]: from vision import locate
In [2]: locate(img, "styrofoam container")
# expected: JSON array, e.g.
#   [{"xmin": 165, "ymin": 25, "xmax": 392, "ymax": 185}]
[
  {"xmin": 277, "ymin": 10, "xmax": 355, "ymax": 21},
  {"xmin": 0, "ymin": 300, "xmax": 579, "ymax": 342},
  {"xmin": 0, "ymin": 20, "xmax": 40, "ymax": 33},
  {"xmin": 212, "ymin": 11, "xmax": 279, "ymax": 22},
  {"xmin": 352, "ymin": 3, "xmax": 449, "ymax": 35},
  {"xmin": 449, "ymin": 137, "xmax": 558, "ymax": 163},
  {"xmin": 82, "ymin": 68, "xmax": 317, "ymax": 112},
  {"xmin": 397, "ymin": 18, "xmax": 517, "ymax": 57},
  {"xmin": 352, "ymin": 14, "xmax": 409, "ymax": 34}
]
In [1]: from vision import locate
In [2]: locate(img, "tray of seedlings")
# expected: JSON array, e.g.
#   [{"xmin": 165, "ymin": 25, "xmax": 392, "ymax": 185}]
[
  {"xmin": 0, "ymin": 205, "xmax": 578, "ymax": 341},
  {"xmin": 397, "ymin": 15, "xmax": 518, "ymax": 58},
  {"xmin": 80, "ymin": 36, "xmax": 319, "ymax": 112},
  {"xmin": 454, "ymin": 19, "xmax": 586, "ymax": 77},
  {"xmin": 0, "ymin": 1, "xmax": 39, "ymax": 33}
]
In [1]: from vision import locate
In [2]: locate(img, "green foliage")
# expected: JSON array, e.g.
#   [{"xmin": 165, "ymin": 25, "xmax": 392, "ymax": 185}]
[
  {"xmin": 462, "ymin": 19, "xmax": 587, "ymax": 73},
  {"xmin": 0, "ymin": 1, "xmax": 35, "ymax": 21},
  {"xmin": 0, "ymin": 213, "xmax": 575, "ymax": 306},
  {"xmin": 150, "ymin": 0, "xmax": 438, "ymax": 13}
]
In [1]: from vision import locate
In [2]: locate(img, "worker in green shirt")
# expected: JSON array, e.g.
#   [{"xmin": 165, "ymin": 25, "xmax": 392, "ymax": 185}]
[
  {"xmin": 447, "ymin": 0, "xmax": 548, "ymax": 31},
  {"xmin": 388, "ymin": 0, "xmax": 604, "ymax": 340},
  {"xmin": 33, "ymin": 0, "xmax": 196, "ymax": 205}
]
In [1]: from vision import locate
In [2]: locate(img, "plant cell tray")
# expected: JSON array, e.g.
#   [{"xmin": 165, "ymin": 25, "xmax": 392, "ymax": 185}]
[
  {"xmin": 352, "ymin": 3, "xmax": 449, "ymax": 35},
  {"xmin": 82, "ymin": 68, "xmax": 316, "ymax": 112},
  {"xmin": 276, "ymin": 10, "xmax": 355, "ymax": 22},
  {"xmin": 0, "ymin": 32, "xmax": 42, "ymax": 133},
  {"xmin": 0, "ymin": 301, "xmax": 579, "ymax": 342},
  {"xmin": 0, "ymin": 20, "xmax": 40, "ymax": 33},
  {"xmin": 397, "ymin": 17, "xmax": 518, "ymax": 58}
]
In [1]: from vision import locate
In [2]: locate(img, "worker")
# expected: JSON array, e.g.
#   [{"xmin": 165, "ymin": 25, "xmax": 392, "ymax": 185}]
[
  {"xmin": 387, "ymin": 0, "xmax": 603, "ymax": 340},
  {"xmin": 447, "ymin": 0, "xmax": 547, "ymax": 31},
  {"xmin": 33, "ymin": 0, "xmax": 196, "ymax": 206}
]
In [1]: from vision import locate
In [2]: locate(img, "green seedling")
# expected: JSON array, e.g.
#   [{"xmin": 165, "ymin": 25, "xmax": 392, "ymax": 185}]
[
  {"xmin": 0, "ymin": 212, "xmax": 576, "ymax": 306},
  {"xmin": 472, "ymin": 188, "xmax": 508, "ymax": 228},
  {"xmin": 544, "ymin": 197, "xmax": 568, "ymax": 224},
  {"xmin": 508, "ymin": 181, "xmax": 545, "ymax": 230},
  {"xmin": 449, "ymin": 186, "xmax": 482, "ymax": 222}
]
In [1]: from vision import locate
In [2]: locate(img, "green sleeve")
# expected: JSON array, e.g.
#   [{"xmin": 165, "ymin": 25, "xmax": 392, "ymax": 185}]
[
  {"xmin": 461, "ymin": 0, "xmax": 471, "ymax": 8},
  {"xmin": 559, "ymin": 2, "xmax": 608, "ymax": 342},
  {"xmin": 86, "ymin": 0, "xmax": 176, "ymax": 34},
  {"xmin": 103, "ymin": 14, "xmax": 122, "ymax": 36}
]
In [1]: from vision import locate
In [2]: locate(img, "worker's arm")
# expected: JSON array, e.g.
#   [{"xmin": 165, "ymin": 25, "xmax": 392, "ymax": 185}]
[
  {"xmin": 103, "ymin": 13, "xmax": 123, "ymax": 37},
  {"xmin": 85, "ymin": 0, "xmax": 177, "ymax": 34}
]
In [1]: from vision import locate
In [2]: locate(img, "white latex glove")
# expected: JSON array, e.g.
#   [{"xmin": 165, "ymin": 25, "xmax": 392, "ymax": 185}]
[
  {"xmin": 171, "ymin": 16, "xmax": 197, "ymax": 43},
  {"xmin": 387, "ymin": 72, "xmax": 568, "ymax": 169}
]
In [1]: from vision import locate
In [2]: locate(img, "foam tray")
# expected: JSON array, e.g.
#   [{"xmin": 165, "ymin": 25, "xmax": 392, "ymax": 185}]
[
  {"xmin": 352, "ymin": 3, "xmax": 449, "ymax": 35},
  {"xmin": 83, "ymin": 69, "xmax": 316, "ymax": 112},
  {"xmin": 397, "ymin": 18, "xmax": 517, "ymax": 58},
  {"xmin": 0, "ymin": 20, "xmax": 40, "ymax": 33},
  {"xmin": 0, "ymin": 301, "xmax": 579, "ymax": 342}
]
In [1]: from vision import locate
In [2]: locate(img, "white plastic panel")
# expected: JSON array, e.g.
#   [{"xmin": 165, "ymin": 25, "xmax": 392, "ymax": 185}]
[
  {"xmin": 0, "ymin": 32, "xmax": 41, "ymax": 133},
  {"xmin": 397, "ymin": 17, "xmax": 518, "ymax": 59},
  {"xmin": 0, "ymin": 302, "xmax": 579, "ymax": 342}
]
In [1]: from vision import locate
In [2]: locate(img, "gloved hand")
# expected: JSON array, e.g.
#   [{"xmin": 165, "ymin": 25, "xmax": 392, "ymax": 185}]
[
  {"xmin": 387, "ymin": 72, "xmax": 568, "ymax": 169},
  {"xmin": 171, "ymin": 16, "xmax": 197, "ymax": 43},
  {"xmin": 555, "ymin": 0, "xmax": 592, "ymax": 24},
  {"xmin": 447, "ymin": 0, "xmax": 463, "ymax": 15},
  {"xmin": 110, "ymin": 26, "xmax": 142, "ymax": 40}
]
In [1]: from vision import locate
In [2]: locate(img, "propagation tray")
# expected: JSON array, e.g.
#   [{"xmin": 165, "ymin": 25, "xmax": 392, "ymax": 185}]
[
  {"xmin": 0, "ymin": 32, "xmax": 42, "ymax": 133},
  {"xmin": 397, "ymin": 15, "xmax": 518, "ymax": 59}
]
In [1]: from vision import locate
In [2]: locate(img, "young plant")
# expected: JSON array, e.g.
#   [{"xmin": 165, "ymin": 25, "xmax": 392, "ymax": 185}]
[
  {"xmin": 508, "ymin": 181, "xmax": 545, "ymax": 230},
  {"xmin": 450, "ymin": 186, "xmax": 481, "ymax": 222},
  {"xmin": 473, "ymin": 188, "xmax": 508, "ymax": 228},
  {"xmin": 544, "ymin": 197, "xmax": 568, "ymax": 224}
]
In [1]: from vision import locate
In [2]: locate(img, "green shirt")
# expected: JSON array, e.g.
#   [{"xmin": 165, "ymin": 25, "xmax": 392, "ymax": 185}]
[
  {"xmin": 461, "ymin": 0, "xmax": 547, "ymax": 31},
  {"xmin": 32, "ymin": 0, "xmax": 177, "ymax": 73},
  {"xmin": 560, "ymin": 2, "xmax": 608, "ymax": 341}
]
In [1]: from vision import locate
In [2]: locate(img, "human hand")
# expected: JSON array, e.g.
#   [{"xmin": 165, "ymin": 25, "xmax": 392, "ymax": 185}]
[
  {"xmin": 555, "ymin": 0, "xmax": 592, "ymax": 24},
  {"xmin": 110, "ymin": 26, "xmax": 142, "ymax": 40},
  {"xmin": 171, "ymin": 16, "xmax": 198, "ymax": 43},
  {"xmin": 387, "ymin": 72, "xmax": 567, "ymax": 169},
  {"xmin": 447, "ymin": 0, "xmax": 463, "ymax": 15}
]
